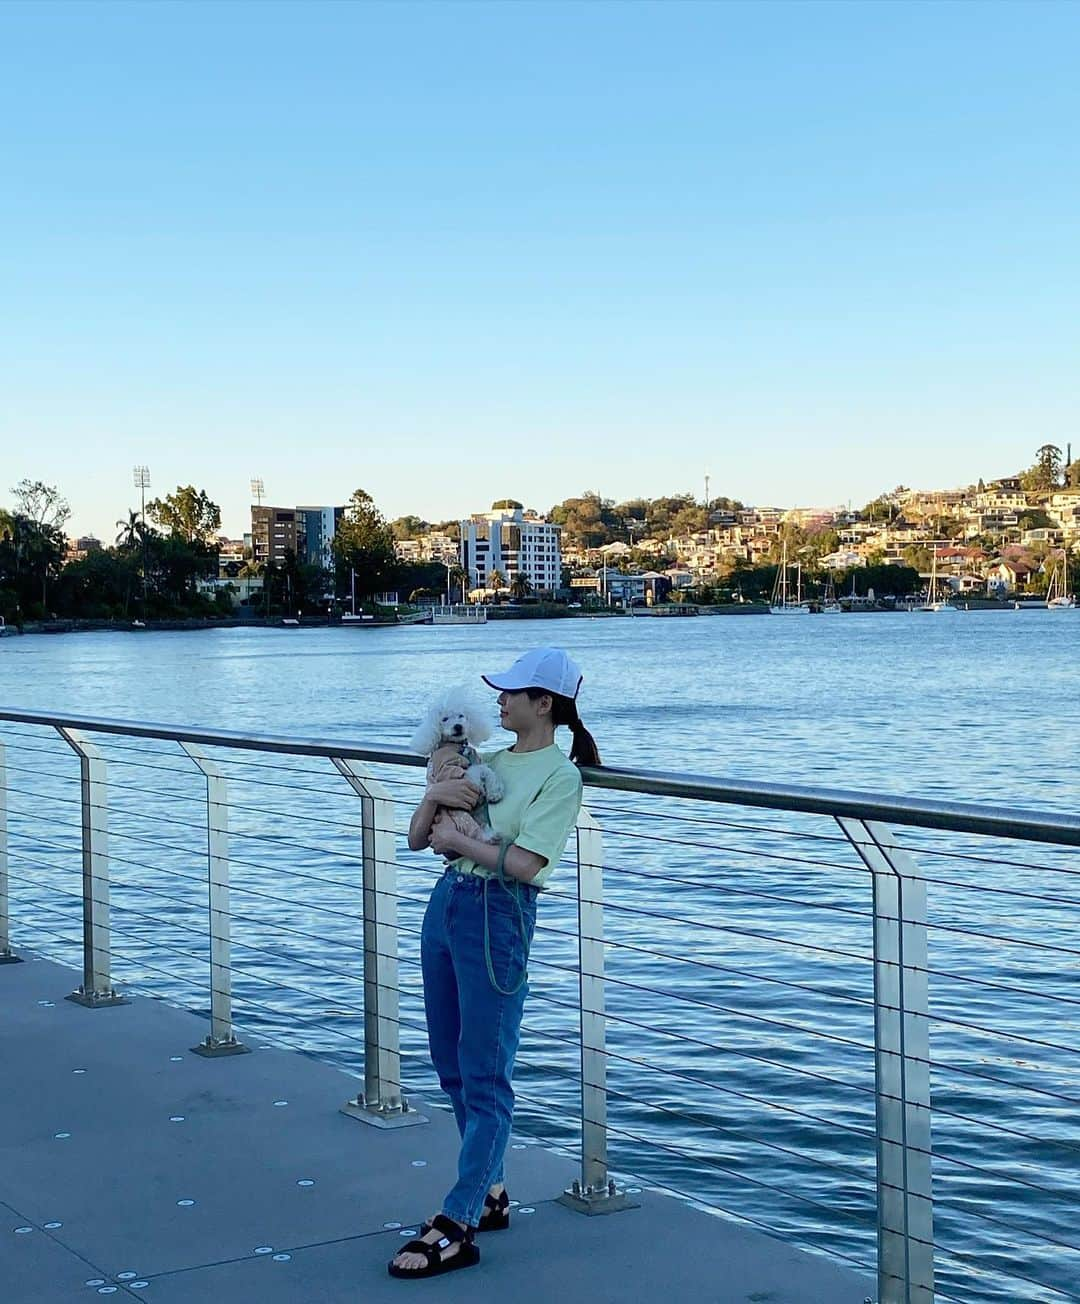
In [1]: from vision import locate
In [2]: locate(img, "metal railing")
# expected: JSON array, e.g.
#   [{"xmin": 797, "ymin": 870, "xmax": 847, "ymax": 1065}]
[{"xmin": 2, "ymin": 707, "xmax": 1078, "ymax": 1304}]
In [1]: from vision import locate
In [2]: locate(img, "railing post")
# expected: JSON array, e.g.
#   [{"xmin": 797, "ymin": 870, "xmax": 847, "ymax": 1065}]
[
  {"xmin": 839, "ymin": 817, "xmax": 934, "ymax": 1304},
  {"xmin": 57, "ymin": 728, "xmax": 126, "ymax": 1006},
  {"xmin": 332, "ymin": 757, "xmax": 425, "ymax": 1128},
  {"xmin": 180, "ymin": 743, "xmax": 249, "ymax": 1057},
  {"xmin": 559, "ymin": 807, "xmax": 635, "ymax": 1215},
  {"xmin": 0, "ymin": 739, "xmax": 21, "ymax": 963}
]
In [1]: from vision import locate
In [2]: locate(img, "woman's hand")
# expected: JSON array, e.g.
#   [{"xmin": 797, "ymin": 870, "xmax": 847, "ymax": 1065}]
[
  {"xmin": 427, "ymin": 776, "xmax": 481, "ymax": 810},
  {"xmin": 429, "ymin": 813, "xmax": 464, "ymax": 858}
]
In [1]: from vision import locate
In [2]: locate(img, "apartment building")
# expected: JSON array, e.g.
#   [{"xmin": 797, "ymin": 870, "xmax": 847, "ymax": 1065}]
[
  {"xmin": 251, "ymin": 506, "xmax": 302, "ymax": 567},
  {"xmin": 297, "ymin": 506, "xmax": 345, "ymax": 570},
  {"xmin": 251, "ymin": 504, "xmax": 346, "ymax": 569},
  {"xmin": 459, "ymin": 504, "xmax": 562, "ymax": 594}
]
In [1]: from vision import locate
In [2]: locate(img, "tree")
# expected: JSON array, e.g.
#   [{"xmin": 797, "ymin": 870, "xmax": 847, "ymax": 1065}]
[
  {"xmin": 1, "ymin": 505, "xmax": 66, "ymax": 614},
  {"xmin": 1019, "ymin": 444, "xmax": 1063, "ymax": 493},
  {"xmin": 510, "ymin": 573, "xmax": 533, "ymax": 600},
  {"xmin": 447, "ymin": 565, "xmax": 469, "ymax": 603},
  {"xmin": 113, "ymin": 510, "xmax": 148, "ymax": 615},
  {"xmin": 390, "ymin": 515, "xmax": 429, "ymax": 541},
  {"xmin": 902, "ymin": 544, "xmax": 933, "ymax": 573},
  {"xmin": 147, "ymin": 532, "xmax": 218, "ymax": 609},
  {"xmin": 11, "ymin": 480, "xmax": 71, "ymax": 530},
  {"xmin": 859, "ymin": 494, "xmax": 894, "ymax": 523},
  {"xmin": 54, "ymin": 548, "xmax": 135, "ymax": 619},
  {"xmin": 331, "ymin": 489, "xmax": 399, "ymax": 604},
  {"xmin": 147, "ymin": 485, "xmax": 222, "ymax": 543},
  {"xmin": 488, "ymin": 569, "xmax": 507, "ymax": 591},
  {"xmin": 548, "ymin": 493, "xmax": 619, "ymax": 548},
  {"xmin": 115, "ymin": 510, "xmax": 142, "ymax": 550},
  {"xmin": 669, "ymin": 502, "xmax": 708, "ymax": 535},
  {"xmin": 1017, "ymin": 508, "xmax": 1054, "ymax": 533}
]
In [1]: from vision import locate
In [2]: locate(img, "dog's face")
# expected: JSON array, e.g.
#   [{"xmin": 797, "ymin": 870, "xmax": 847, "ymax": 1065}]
[
  {"xmin": 410, "ymin": 688, "xmax": 494, "ymax": 758},
  {"xmin": 437, "ymin": 709, "xmax": 470, "ymax": 744}
]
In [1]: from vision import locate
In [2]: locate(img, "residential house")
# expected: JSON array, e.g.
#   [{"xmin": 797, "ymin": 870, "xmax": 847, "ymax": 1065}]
[
  {"xmin": 986, "ymin": 560, "xmax": 1035, "ymax": 594},
  {"xmin": 1045, "ymin": 492, "xmax": 1080, "ymax": 544}
]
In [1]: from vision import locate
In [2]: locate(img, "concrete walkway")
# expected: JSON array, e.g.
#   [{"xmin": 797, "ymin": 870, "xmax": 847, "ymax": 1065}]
[{"xmin": 3, "ymin": 955, "xmax": 874, "ymax": 1303}]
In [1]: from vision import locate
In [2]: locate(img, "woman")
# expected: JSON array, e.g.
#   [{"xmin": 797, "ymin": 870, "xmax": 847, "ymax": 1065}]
[{"xmin": 389, "ymin": 646, "xmax": 600, "ymax": 1279}]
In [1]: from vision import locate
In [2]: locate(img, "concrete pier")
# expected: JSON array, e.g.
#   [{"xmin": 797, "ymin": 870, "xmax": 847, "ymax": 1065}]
[{"xmin": 3, "ymin": 955, "xmax": 874, "ymax": 1303}]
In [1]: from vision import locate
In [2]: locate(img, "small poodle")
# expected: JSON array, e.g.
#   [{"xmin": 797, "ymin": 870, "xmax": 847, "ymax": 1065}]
[{"xmin": 410, "ymin": 688, "xmax": 505, "ymax": 845}]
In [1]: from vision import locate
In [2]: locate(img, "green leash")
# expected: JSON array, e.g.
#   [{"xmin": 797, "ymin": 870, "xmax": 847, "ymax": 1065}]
[{"xmin": 482, "ymin": 840, "xmax": 534, "ymax": 997}]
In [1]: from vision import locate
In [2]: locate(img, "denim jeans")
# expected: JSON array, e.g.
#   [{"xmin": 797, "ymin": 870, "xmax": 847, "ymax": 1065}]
[{"xmin": 421, "ymin": 869, "xmax": 539, "ymax": 1228}]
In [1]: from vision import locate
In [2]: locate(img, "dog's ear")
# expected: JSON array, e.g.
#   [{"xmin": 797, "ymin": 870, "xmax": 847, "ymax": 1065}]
[
  {"xmin": 464, "ymin": 699, "xmax": 495, "ymax": 745},
  {"xmin": 409, "ymin": 710, "xmax": 442, "ymax": 757}
]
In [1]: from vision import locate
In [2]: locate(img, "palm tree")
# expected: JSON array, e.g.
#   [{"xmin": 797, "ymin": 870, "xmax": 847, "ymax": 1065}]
[
  {"xmin": 115, "ymin": 510, "xmax": 141, "ymax": 549},
  {"xmin": 488, "ymin": 569, "xmax": 507, "ymax": 603},
  {"xmin": 510, "ymin": 572, "xmax": 532, "ymax": 601},
  {"xmin": 115, "ymin": 508, "xmax": 148, "ymax": 617},
  {"xmin": 447, "ymin": 565, "xmax": 469, "ymax": 604}
]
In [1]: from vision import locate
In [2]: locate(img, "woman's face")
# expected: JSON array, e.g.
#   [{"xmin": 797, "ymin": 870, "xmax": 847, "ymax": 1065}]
[{"xmin": 497, "ymin": 689, "xmax": 550, "ymax": 734}]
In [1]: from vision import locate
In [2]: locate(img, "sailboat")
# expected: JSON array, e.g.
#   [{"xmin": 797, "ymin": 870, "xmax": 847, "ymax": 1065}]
[
  {"xmin": 770, "ymin": 542, "xmax": 811, "ymax": 614},
  {"xmin": 819, "ymin": 574, "xmax": 842, "ymax": 614},
  {"xmin": 913, "ymin": 550, "xmax": 956, "ymax": 612},
  {"xmin": 1046, "ymin": 552, "xmax": 1077, "ymax": 610}
]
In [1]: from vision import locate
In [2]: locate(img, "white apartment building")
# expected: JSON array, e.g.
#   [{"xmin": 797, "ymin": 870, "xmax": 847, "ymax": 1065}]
[{"xmin": 459, "ymin": 505, "xmax": 562, "ymax": 594}]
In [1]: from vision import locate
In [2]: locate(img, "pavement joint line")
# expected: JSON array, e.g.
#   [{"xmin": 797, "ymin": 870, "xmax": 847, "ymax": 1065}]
[
  {"xmin": 2, "ymin": 1194, "xmax": 125, "ymax": 1286},
  {"xmin": 114, "ymin": 1200, "xmax": 565, "ymax": 1285}
]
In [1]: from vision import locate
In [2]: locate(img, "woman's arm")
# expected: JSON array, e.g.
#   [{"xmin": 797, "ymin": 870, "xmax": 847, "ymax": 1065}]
[
  {"xmin": 428, "ymin": 816, "xmax": 546, "ymax": 884},
  {"xmin": 407, "ymin": 776, "xmax": 481, "ymax": 851}
]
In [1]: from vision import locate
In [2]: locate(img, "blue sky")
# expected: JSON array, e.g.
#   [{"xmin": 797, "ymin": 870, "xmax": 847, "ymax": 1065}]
[{"xmin": 2, "ymin": 0, "xmax": 1078, "ymax": 539}]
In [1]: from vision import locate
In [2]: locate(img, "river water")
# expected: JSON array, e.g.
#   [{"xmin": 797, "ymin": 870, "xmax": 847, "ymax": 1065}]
[{"xmin": 2, "ymin": 613, "xmax": 1077, "ymax": 1302}]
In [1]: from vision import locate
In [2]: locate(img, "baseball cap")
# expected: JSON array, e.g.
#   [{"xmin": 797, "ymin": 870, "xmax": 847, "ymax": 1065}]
[{"xmin": 481, "ymin": 647, "xmax": 583, "ymax": 700}]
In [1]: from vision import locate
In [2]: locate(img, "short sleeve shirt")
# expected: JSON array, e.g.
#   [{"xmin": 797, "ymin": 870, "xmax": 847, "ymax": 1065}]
[{"xmin": 453, "ymin": 744, "xmax": 583, "ymax": 889}]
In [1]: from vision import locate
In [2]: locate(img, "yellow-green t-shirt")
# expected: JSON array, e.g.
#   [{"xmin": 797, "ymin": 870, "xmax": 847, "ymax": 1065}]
[{"xmin": 453, "ymin": 744, "xmax": 583, "ymax": 890}]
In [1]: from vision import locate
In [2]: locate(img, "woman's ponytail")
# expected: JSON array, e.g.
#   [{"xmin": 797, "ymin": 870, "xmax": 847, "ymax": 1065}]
[{"xmin": 524, "ymin": 690, "xmax": 601, "ymax": 767}]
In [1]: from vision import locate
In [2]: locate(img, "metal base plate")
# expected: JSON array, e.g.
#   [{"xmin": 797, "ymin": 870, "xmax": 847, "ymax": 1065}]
[
  {"xmin": 66, "ymin": 989, "xmax": 128, "ymax": 1008},
  {"xmin": 190, "ymin": 1039, "xmax": 251, "ymax": 1058},
  {"xmin": 557, "ymin": 1189, "xmax": 640, "ymax": 1216},
  {"xmin": 340, "ymin": 1099, "xmax": 429, "ymax": 1129}
]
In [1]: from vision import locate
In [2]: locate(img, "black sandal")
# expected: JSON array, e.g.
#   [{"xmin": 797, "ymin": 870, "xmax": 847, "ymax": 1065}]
[
  {"xmin": 477, "ymin": 1188, "xmax": 510, "ymax": 1232},
  {"xmin": 387, "ymin": 1214, "xmax": 480, "ymax": 1279}
]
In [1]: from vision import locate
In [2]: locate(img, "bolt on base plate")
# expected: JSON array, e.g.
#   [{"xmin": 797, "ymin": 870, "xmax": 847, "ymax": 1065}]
[
  {"xmin": 558, "ymin": 1180, "xmax": 640, "ymax": 1216},
  {"xmin": 66, "ymin": 988, "xmax": 128, "ymax": 1008},
  {"xmin": 190, "ymin": 1036, "xmax": 250, "ymax": 1057},
  {"xmin": 340, "ymin": 1094, "xmax": 429, "ymax": 1129}
]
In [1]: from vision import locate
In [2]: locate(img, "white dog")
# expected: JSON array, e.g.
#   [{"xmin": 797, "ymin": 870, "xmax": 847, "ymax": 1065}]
[{"xmin": 410, "ymin": 688, "xmax": 505, "ymax": 845}]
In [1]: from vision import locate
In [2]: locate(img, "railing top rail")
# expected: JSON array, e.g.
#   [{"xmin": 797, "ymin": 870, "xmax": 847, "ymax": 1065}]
[{"xmin": 2, "ymin": 706, "xmax": 1079, "ymax": 848}]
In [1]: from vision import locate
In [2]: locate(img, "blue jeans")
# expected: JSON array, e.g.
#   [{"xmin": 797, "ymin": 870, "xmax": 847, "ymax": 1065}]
[{"xmin": 421, "ymin": 869, "xmax": 539, "ymax": 1228}]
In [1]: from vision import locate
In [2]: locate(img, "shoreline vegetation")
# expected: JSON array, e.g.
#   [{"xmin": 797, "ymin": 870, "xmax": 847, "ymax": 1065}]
[{"xmin": 1, "ymin": 595, "xmax": 1046, "ymax": 637}]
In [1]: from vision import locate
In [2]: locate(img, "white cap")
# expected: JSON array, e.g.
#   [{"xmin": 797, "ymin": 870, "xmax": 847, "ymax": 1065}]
[{"xmin": 481, "ymin": 647, "xmax": 583, "ymax": 700}]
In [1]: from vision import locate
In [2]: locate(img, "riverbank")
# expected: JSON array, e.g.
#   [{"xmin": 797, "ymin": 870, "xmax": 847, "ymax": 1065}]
[{"xmin": 3, "ymin": 597, "xmax": 1060, "ymax": 637}]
